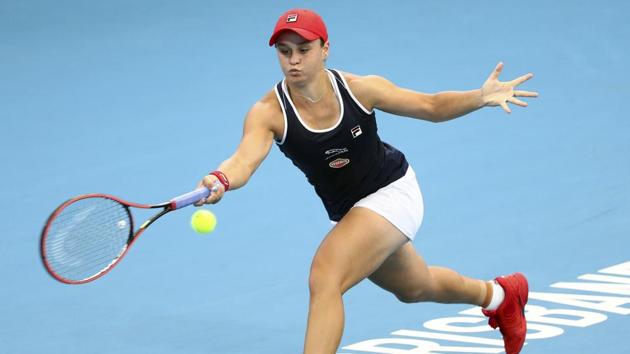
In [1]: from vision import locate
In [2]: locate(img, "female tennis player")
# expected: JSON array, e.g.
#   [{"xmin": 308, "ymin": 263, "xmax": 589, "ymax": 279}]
[{"xmin": 196, "ymin": 8, "xmax": 537, "ymax": 354}]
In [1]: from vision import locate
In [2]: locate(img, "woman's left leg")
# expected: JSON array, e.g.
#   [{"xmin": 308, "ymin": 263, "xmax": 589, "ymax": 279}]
[
  {"xmin": 303, "ymin": 207, "xmax": 409, "ymax": 354},
  {"xmin": 368, "ymin": 241, "xmax": 490, "ymax": 306}
]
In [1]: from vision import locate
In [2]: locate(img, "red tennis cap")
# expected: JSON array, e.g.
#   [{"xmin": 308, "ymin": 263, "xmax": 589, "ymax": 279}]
[{"xmin": 268, "ymin": 9, "xmax": 328, "ymax": 46}]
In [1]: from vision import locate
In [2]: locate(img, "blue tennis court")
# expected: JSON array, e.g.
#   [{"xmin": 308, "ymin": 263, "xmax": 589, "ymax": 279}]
[{"xmin": 2, "ymin": 1, "xmax": 629, "ymax": 353}]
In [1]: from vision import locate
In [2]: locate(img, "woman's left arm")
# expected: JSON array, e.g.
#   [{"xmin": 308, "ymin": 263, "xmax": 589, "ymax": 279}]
[{"xmin": 348, "ymin": 62, "xmax": 538, "ymax": 123}]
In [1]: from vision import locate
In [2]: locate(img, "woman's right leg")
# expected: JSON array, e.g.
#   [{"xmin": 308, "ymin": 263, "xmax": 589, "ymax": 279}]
[{"xmin": 304, "ymin": 207, "xmax": 410, "ymax": 354}]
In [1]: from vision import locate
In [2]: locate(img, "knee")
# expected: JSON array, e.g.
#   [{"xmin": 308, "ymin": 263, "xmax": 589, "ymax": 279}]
[
  {"xmin": 308, "ymin": 261, "xmax": 342, "ymax": 297},
  {"xmin": 394, "ymin": 286, "xmax": 435, "ymax": 304}
]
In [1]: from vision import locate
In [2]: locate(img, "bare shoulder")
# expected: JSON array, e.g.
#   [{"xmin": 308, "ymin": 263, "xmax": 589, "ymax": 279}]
[
  {"xmin": 247, "ymin": 89, "xmax": 284, "ymax": 140},
  {"xmin": 339, "ymin": 71, "xmax": 388, "ymax": 90},
  {"xmin": 337, "ymin": 70, "xmax": 388, "ymax": 112},
  {"xmin": 338, "ymin": 70, "xmax": 370, "ymax": 89}
]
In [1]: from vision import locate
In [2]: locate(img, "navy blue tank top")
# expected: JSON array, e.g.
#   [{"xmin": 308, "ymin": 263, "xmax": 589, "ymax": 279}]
[{"xmin": 274, "ymin": 69, "xmax": 409, "ymax": 221}]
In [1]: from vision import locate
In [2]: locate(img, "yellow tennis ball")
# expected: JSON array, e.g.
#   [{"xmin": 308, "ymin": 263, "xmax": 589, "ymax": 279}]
[{"xmin": 191, "ymin": 209, "xmax": 217, "ymax": 234}]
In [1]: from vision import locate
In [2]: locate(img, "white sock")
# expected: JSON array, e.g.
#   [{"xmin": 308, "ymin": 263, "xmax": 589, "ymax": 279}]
[{"xmin": 484, "ymin": 281, "xmax": 505, "ymax": 311}]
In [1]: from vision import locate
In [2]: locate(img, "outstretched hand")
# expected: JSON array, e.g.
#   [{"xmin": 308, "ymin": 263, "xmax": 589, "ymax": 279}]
[{"xmin": 481, "ymin": 62, "xmax": 538, "ymax": 114}]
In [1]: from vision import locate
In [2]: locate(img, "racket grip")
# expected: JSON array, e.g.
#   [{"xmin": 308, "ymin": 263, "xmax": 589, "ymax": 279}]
[{"xmin": 170, "ymin": 188, "xmax": 211, "ymax": 209}]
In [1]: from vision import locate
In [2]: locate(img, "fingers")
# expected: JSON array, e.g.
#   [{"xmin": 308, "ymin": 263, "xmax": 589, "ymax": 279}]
[
  {"xmin": 489, "ymin": 62, "xmax": 504, "ymax": 80},
  {"xmin": 510, "ymin": 73, "xmax": 534, "ymax": 87},
  {"xmin": 193, "ymin": 182, "xmax": 206, "ymax": 206},
  {"xmin": 485, "ymin": 64, "xmax": 536, "ymax": 114},
  {"xmin": 514, "ymin": 90, "xmax": 538, "ymax": 98},
  {"xmin": 507, "ymin": 96, "xmax": 528, "ymax": 107},
  {"xmin": 193, "ymin": 176, "xmax": 225, "ymax": 206},
  {"xmin": 497, "ymin": 95, "xmax": 530, "ymax": 114}
]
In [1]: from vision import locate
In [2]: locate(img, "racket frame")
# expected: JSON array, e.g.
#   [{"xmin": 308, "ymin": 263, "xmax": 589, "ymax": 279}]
[
  {"xmin": 40, "ymin": 187, "xmax": 211, "ymax": 284},
  {"xmin": 40, "ymin": 193, "xmax": 172, "ymax": 285}
]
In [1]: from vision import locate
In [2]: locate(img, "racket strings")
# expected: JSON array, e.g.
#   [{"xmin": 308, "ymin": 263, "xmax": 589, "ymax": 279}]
[{"xmin": 44, "ymin": 197, "xmax": 131, "ymax": 282}]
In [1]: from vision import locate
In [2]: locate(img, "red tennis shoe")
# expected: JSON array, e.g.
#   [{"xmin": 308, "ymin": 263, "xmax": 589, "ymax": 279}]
[{"xmin": 482, "ymin": 273, "xmax": 529, "ymax": 354}]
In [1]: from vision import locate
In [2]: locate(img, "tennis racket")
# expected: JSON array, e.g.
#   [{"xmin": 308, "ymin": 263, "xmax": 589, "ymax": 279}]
[{"xmin": 40, "ymin": 186, "xmax": 215, "ymax": 285}]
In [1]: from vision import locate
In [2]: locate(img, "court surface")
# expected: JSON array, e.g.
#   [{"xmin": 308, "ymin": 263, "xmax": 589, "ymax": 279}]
[{"xmin": 2, "ymin": 1, "xmax": 629, "ymax": 353}]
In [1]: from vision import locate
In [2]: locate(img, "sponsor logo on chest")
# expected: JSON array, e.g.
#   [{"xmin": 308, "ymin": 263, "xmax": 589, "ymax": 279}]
[
  {"xmin": 329, "ymin": 158, "xmax": 350, "ymax": 169},
  {"xmin": 325, "ymin": 148, "xmax": 349, "ymax": 160},
  {"xmin": 325, "ymin": 148, "xmax": 350, "ymax": 168}
]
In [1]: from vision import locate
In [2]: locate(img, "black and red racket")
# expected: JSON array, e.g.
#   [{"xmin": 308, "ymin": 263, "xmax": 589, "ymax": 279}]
[{"xmin": 40, "ymin": 187, "xmax": 214, "ymax": 284}]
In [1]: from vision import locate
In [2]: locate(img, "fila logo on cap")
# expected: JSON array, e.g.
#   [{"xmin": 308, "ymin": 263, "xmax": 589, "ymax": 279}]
[
  {"xmin": 351, "ymin": 125, "xmax": 362, "ymax": 138},
  {"xmin": 286, "ymin": 14, "xmax": 298, "ymax": 23}
]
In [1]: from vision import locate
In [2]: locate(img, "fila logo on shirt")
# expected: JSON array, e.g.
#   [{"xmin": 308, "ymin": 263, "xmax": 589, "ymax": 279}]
[
  {"xmin": 286, "ymin": 14, "xmax": 298, "ymax": 23},
  {"xmin": 351, "ymin": 125, "xmax": 362, "ymax": 138}
]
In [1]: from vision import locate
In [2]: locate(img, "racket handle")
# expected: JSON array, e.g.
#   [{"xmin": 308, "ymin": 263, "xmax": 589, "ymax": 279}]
[{"xmin": 170, "ymin": 188, "xmax": 211, "ymax": 210}]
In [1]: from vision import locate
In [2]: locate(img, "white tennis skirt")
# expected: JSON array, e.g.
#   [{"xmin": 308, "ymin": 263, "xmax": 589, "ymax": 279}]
[{"xmin": 332, "ymin": 165, "xmax": 424, "ymax": 241}]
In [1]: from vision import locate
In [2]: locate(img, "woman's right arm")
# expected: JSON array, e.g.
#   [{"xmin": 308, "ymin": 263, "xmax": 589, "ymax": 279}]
[{"xmin": 196, "ymin": 95, "xmax": 280, "ymax": 205}]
